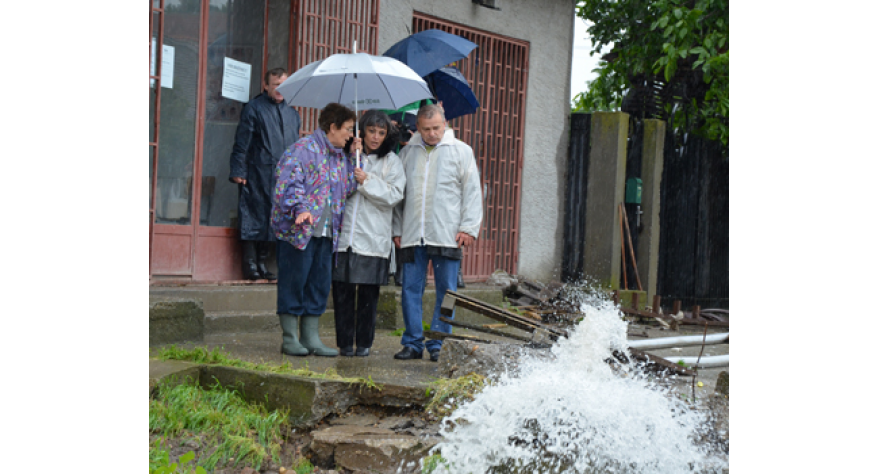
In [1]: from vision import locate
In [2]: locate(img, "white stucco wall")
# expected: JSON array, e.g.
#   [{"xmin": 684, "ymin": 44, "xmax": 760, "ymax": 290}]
[{"xmin": 379, "ymin": 0, "xmax": 575, "ymax": 281}]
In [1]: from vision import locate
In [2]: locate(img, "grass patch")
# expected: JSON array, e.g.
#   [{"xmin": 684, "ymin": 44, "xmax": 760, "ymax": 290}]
[
  {"xmin": 150, "ymin": 381, "xmax": 288, "ymax": 472},
  {"xmin": 150, "ymin": 448, "xmax": 206, "ymax": 474},
  {"xmin": 421, "ymin": 453, "xmax": 450, "ymax": 474},
  {"xmin": 155, "ymin": 345, "xmax": 382, "ymax": 390},
  {"xmin": 288, "ymin": 457, "xmax": 316, "ymax": 474},
  {"xmin": 424, "ymin": 373, "xmax": 488, "ymax": 418}
]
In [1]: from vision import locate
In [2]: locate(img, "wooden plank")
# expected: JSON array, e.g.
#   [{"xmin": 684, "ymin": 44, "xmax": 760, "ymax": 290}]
[
  {"xmin": 441, "ymin": 292, "xmax": 543, "ymax": 333},
  {"xmin": 442, "ymin": 291, "xmax": 568, "ymax": 339},
  {"xmin": 619, "ymin": 306, "xmax": 676, "ymax": 321},
  {"xmin": 618, "ymin": 348, "xmax": 697, "ymax": 377},
  {"xmin": 440, "ymin": 316, "xmax": 535, "ymax": 343},
  {"xmin": 425, "ymin": 330, "xmax": 496, "ymax": 345}
]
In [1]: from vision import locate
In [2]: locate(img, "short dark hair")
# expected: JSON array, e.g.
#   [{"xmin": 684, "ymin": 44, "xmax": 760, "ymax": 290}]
[
  {"xmin": 358, "ymin": 110, "xmax": 399, "ymax": 155},
  {"xmin": 264, "ymin": 67, "xmax": 286, "ymax": 84},
  {"xmin": 318, "ymin": 103, "xmax": 357, "ymax": 133},
  {"xmin": 359, "ymin": 109, "xmax": 394, "ymax": 134},
  {"xmin": 417, "ymin": 103, "xmax": 446, "ymax": 123}
]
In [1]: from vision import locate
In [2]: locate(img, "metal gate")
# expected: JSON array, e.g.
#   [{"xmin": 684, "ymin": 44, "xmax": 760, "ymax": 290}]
[
  {"xmin": 291, "ymin": 0, "xmax": 381, "ymax": 134},
  {"xmin": 413, "ymin": 13, "xmax": 529, "ymax": 281}
]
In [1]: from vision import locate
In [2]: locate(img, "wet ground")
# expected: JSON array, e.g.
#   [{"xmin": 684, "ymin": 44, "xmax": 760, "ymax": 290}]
[
  {"xmin": 151, "ymin": 319, "xmax": 729, "ymax": 398},
  {"xmin": 150, "ymin": 305, "xmax": 729, "ymax": 473}
]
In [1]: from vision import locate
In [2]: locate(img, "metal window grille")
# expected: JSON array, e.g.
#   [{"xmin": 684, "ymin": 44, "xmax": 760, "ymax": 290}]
[
  {"xmin": 290, "ymin": 0, "xmax": 381, "ymax": 134},
  {"xmin": 413, "ymin": 13, "xmax": 529, "ymax": 281}
]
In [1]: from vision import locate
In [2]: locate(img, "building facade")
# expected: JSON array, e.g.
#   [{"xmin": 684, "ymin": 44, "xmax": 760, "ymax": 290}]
[{"xmin": 149, "ymin": 0, "xmax": 574, "ymax": 283}]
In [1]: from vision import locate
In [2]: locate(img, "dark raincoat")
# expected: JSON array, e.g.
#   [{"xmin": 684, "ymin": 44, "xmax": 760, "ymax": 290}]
[{"xmin": 229, "ymin": 92, "xmax": 301, "ymax": 241}]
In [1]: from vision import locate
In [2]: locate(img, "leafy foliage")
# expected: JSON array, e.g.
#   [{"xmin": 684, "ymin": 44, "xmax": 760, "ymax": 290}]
[{"xmin": 572, "ymin": 0, "xmax": 728, "ymax": 146}]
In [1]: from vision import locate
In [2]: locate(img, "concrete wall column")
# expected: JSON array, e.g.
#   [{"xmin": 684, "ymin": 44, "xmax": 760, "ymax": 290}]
[
  {"xmin": 583, "ymin": 112, "xmax": 629, "ymax": 288},
  {"xmin": 637, "ymin": 119, "xmax": 666, "ymax": 300}
]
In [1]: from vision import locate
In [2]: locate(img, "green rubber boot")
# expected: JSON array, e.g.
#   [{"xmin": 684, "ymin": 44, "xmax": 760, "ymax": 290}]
[
  {"xmin": 279, "ymin": 314, "xmax": 309, "ymax": 356},
  {"xmin": 299, "ymin": 315, "xmax": 338, "ymax": 357}
]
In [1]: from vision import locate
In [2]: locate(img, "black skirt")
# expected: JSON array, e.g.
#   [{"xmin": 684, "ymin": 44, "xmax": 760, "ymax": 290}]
[{"xmin": 332, "ymin": 251, "xmax": 391, "ymax": 286}]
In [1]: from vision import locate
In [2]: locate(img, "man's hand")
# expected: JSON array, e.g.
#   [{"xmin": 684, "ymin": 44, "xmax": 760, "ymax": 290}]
[
  {"xmin": 354, "ymin": 168, "xmax": 367, "ymax": 184},
  {"xmin": 455, "ymin": 232, "xmax": 475, "ymax": 248},
  {"xmin": 392, "ymin": 236, "xmax": 401, "ymax": 248},
  {"xmin": 232, "ymin": 177, "xmax": 247, "ymax": 185},
  {"xmin": 295, "ymin": 212, "xmax": 314, "ymax": 225}
]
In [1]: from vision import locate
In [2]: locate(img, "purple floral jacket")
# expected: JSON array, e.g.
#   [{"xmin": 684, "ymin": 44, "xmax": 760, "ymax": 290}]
[{"xmin": 271, "ymin": 128, "xmax": 358, "ymax": 251}]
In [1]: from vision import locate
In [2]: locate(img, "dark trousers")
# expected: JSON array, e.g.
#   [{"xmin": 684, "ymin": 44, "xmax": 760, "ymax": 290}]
[
  {"xmin": 331, "ymin": 281, "xmax": 380, "ymax": 349},
  {"xmin": 276, "ymin": 237, "xmax": 332, "ymax": 316}
]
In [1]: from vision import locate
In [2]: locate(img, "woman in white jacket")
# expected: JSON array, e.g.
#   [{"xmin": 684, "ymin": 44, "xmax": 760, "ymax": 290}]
[{"xmin": 332, "ymin": 110, "xmax": 407, "ymax": 357}]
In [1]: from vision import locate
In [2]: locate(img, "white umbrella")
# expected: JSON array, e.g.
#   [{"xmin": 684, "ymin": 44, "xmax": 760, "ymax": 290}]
[{"xmin": 277, "ymin": 43, "xmax": 434, "ymax": 166}]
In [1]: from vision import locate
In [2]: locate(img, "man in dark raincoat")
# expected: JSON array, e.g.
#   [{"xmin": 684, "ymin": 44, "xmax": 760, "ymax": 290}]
[{"xmin": 229, "ymin": 67, "xmax": 301, "ymax": 280}]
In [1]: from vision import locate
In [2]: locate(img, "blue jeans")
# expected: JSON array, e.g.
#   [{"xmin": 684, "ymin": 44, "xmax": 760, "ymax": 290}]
[
  {"xmin": 400, "ymin": 246, "xmax": 460, "ymax": 353},
  {"xmin": 277, "ymin": 237, "xmax": 333, "ymax": 316}
]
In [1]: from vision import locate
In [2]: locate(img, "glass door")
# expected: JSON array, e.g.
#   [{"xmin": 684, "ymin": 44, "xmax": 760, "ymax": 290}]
[
  {"xmin": 199, "ymin": 0, "xmax": 265, "ymax": 229},
  {"xmin": 150, "ymin": 0, "xmax": 203, "ymax": 276},
  {"xmin": 191, "ymin": 0, "xmax": 266, "ymax": 280}
]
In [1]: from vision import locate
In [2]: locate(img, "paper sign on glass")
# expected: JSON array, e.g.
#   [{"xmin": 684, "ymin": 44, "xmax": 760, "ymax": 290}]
[
  {"xmin": 150, "ymin": 39, "xmax": 175, "ymax": 89},
  {"xmin": 222, "ymin": 57, "xmax": 252, "ymax": 103}
]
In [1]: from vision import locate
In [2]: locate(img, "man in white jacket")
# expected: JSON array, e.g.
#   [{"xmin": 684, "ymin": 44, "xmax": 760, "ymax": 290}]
[{"xmin": 391, "ymin": 104, "xmax": 483, "ymax": 362}]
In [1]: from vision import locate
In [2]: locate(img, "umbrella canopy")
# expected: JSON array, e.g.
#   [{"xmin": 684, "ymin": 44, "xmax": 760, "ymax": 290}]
[
  {"xmin": 276, "ymin": 52, "xmax": 433, "ymax": 112},
  {"xmin": 382, "ymin": 29, "xmax": 477, "ymax": 77},
  {"xmin": 425, "ymin": 66, "xmax": 480, "ymax": 121}
]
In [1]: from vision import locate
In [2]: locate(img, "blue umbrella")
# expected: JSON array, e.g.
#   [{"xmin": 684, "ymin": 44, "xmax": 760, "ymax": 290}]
[
  {"xmin": 383, "ymin": 29, "xmax": 477, "ymax": 77},
  {"xmin": 425, "ymin": 66, "xmax": 480, "ymax": 121}
]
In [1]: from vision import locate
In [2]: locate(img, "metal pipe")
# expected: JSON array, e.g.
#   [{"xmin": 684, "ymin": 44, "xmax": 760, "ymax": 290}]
[
  {"xmin": 663, "ymin": 354, "xmax": 729, "ymax": 368},
  {"xmin": 628, "ymin": 332, "xmax": 729, "ymax": 350}
]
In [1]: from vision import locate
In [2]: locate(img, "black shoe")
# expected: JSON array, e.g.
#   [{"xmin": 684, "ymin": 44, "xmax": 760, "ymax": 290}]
[
  {"xmin": 429, "ymin": 349, "xmax": 440, "ymax": 362},
  {"xmin": 355, "ymin": 347, "xmax": 371, "ymax": 357},
  {"xmin": 394, "ymin": 347, "xmax": 423, "ymax": 360},
  {"xmin": 243, "ymin": 264, "xmax": 261, "ymax": 280},
  {"xmin": 256, "ymin": 242, "xmax": 276, "ymax": 280},
  {"xmin": 242, "ymin": 241, "xmax": 261, "ymax": 280},
  {"xmin": 258, "ymin": 266, "xmax": 277, "ymax": 281},
  {"xmin": 339, "ymin": 346, "xmax": 355, "ymax": 357}
]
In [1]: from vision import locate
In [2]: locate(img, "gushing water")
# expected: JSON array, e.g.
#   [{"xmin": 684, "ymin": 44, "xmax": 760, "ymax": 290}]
[{"xmin": 429, "ymin": 288, "xmax": 727, "ymax": 473}]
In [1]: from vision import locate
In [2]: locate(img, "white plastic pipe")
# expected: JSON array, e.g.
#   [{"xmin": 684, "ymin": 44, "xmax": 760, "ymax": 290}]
[
  {"xmin": 663, "ymin": 354, "xmax": 729, "ymax": 368},
  {"xmin": 628, "ymin": 332, "xmax": 729, "ymax": 350}
]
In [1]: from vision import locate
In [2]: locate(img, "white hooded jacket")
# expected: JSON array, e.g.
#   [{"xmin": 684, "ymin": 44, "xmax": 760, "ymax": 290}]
[
  {"xmin": 337, "ymin": 151, "xmax": 406, "ymax": 258},
  {"xmin": 392, "ymin": 129, "xmax": 483, "ymax": 249}
]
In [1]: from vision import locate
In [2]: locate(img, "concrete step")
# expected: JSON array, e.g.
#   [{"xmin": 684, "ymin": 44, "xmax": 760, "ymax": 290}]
[
  {"xmin": 206, "ymin": 310, "xmax": 285, "ymax": 334},
  {"xmin": 150, "ymin": 284, "xmax": 277, "ymax": 313},
  {"xmin": 152, "ymin": 283, "xmax": 515, "ymax": 338}
]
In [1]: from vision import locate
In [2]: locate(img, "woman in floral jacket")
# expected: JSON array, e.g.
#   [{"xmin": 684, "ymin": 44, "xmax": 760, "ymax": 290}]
[{"xmin": 272, "ymin": 103, "xmax": 361, "ymax": 357}]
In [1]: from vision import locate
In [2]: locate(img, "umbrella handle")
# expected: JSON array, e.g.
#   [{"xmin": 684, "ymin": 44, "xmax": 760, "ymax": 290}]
[{"xmin": 354, "ymin": 64, "xmax": 360, "ymax": 168}]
